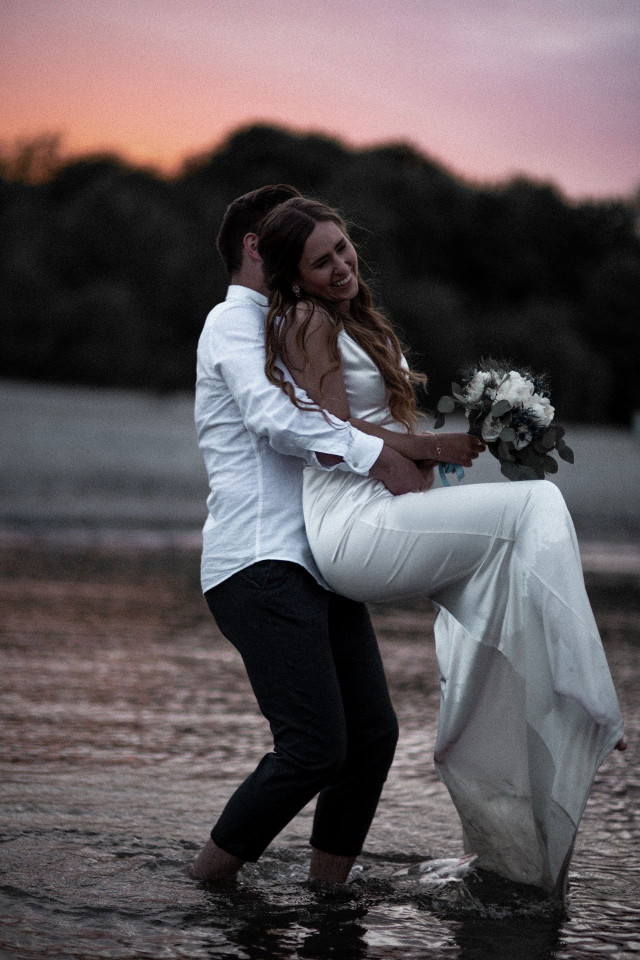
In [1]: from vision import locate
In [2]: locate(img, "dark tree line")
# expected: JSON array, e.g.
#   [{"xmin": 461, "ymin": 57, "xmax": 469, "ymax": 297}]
[{"xmin": 1, "ymin": 125, "xmax": 639, "ymax": 423}]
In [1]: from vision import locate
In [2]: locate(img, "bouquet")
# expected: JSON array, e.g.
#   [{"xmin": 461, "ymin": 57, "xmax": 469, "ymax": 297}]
[{"xmin": 435, "ymin": 360, "xmax": 574, "ymax": 481}]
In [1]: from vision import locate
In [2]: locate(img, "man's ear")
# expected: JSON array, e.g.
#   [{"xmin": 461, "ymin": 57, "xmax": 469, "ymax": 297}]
[{"xmin": 242, "ymin": 232, "xmax": 262, "ymax": 262}]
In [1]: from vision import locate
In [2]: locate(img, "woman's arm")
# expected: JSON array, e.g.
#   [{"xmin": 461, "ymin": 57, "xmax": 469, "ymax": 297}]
[
  {"xmin": 349, "ymin": 419, "xmax": 484, "ymax": 468},
  {"xmin": 282, "ymin": 303, "xmax": 350, "ymax": 421},
  {"xmin": 283, "ymin": 304, "xmax": 483, "ymax": 469}
]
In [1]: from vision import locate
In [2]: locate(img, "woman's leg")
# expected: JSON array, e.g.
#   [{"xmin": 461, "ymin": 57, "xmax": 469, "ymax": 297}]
[{"xmin": 308, "ymin": 478, "xmax": 624, "ymax": 890}]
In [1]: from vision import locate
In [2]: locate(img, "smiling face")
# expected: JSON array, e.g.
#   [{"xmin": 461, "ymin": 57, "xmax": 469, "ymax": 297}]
[{"xmin": 295, "ymin": 219, "xmax": 359, "ymax": 310}]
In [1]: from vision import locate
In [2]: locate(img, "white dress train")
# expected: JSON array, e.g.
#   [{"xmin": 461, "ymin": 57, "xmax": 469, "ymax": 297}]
[{"xmin": 303, "ymin": 331, "xmax": 624, "ymax": 894}]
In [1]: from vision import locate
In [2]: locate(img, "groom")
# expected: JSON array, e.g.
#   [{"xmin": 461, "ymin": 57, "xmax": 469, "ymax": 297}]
[{"xmin": 190, "ymin": 184, "xmax": 428, "ymax": 883}]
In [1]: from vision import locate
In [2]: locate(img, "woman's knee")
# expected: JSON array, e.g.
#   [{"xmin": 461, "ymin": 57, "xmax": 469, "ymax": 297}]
[{"xmin": 527, "ymin": 479, "xmax": 572, "ymax": 528}]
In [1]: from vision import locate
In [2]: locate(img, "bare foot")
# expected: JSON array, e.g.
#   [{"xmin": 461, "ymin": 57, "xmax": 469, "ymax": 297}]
[
  {"xmin": 308, "ymin": 848, "xmax": 357, "ymax": 883},
  {"xmin": 188, "ymin": 838, "xmax": 244, "ymax": 882},
  {"xmin": 615, "ymin": 737, "xmax": 628, "ymax": 752}
]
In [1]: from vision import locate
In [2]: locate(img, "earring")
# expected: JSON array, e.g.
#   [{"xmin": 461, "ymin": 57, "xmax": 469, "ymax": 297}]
[{"xmin": 292, "ymin": 284, "xmax": 301, "ymax": 298}]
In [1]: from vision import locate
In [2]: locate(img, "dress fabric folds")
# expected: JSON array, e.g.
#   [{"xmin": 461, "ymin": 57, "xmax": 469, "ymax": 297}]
[{"xmin": 302, "ymin": 331, "xmax": 624, "ymax": 894}]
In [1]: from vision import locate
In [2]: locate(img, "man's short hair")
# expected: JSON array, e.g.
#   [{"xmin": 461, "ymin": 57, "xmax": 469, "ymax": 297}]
[{"xmin": 217, "ymin": 184, "xmax": 302, "ymax": 276}]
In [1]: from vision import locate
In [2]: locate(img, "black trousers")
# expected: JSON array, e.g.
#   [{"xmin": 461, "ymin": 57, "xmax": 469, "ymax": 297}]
[{"xmin": 205, "ymin": 560, "xmax": 399, "ymax": 862}]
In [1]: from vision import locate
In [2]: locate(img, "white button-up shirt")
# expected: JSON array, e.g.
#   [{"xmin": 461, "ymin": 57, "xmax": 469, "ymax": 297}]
[{"xmin": 195, "ymin": 285, "xmax": 383, "ymax": 592}]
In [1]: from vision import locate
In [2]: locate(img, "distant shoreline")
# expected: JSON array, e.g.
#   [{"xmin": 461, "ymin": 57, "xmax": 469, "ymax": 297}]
[
  {"xmin": 2, "ymin": 378, "xmax": 640, "ymax": 570},
  {"xmin": 1, "ymin": 523, "xmax": 639, "ymax": 579}
]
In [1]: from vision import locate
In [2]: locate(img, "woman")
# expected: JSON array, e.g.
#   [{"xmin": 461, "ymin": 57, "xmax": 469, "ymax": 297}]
[{"xmin": 257, "ymin": 197, "xmax": 626, "ymax": 896}]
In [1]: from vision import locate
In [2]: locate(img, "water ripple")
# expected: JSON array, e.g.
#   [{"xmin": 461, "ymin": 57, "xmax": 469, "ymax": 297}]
[{"xmin": 1, "ymin": 541, "xmax": 638, "ymax": 959}]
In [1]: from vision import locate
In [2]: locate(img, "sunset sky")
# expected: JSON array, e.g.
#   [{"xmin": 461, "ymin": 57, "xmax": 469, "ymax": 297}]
[{"xmin": 3, "ymin": 0, "xmax": 639, "ymax": 199}]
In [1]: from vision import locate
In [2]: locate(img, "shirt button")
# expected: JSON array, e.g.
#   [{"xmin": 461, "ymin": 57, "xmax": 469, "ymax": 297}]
[{"xmin": 353, "ymin": 461, "xmax": 359, "ymax": 468}]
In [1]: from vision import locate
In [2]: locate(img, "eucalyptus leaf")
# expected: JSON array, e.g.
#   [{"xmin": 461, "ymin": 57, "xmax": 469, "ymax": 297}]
[
  {"xmin": 518, "ymin": 446, "xmax": 539, "ymax": 466},
  {"xmin": 558, "ymin": 445, "xmax": 575, "ymax": 464},
  {"xmin": 544, "ymin": 455, "xmax": 559, "ymax": 473},
  {"xmin": 498, "ymin": 441, "xmax": 515, "ymax": 461},
  {"xmin": 533, "ymin": 440, "xmax": 547, "ymax": 454},
  {"xmin": 500, "ymin": 460, "xmax": 521, "ymax": 481},
  {"xmin": 433, "ymin": 413, "xmax": 445, "ymax": 430},
  {"xmin": 500, "ymin": 427, "xmax": 516, "ymax": 442},
  {"xmin": 451, "ymin": 382, "xmax": 462, "ymax": 396},
  {"xmin": 438, "ymin": 396, "xmax": 456, "ymax": 413},
  {"xmin": 491, "ymin": 399, "xmax": 512, "ymax": 417},
  {"xmin": 541, "ymin": 429, "xmax": 556, "ymax": 450},
  {"xmin": 519, "ymin": 465, "xmax": 539, "ymax": 481}
]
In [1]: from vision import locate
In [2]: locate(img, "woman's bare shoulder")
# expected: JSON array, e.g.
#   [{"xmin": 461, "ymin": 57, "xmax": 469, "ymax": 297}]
[{"xmin": 290, "ymin": 300, "xmax": 336, "ymax": 338}]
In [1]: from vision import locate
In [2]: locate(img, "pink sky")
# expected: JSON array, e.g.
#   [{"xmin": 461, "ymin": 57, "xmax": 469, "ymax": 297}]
[{"xmin": 2, "ymin": 0, "xmax": 639, "ymax": 199}]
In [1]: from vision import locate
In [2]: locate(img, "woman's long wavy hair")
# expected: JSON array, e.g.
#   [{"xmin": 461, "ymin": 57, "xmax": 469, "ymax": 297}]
[{"xmin": 259, "ymin": 197, "xmax": 426, "ymax": 430}]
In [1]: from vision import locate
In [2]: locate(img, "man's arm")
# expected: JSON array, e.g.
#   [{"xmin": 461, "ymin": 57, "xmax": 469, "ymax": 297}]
[
  {"xmin": 198, "ymin": 304, "xmax": 382, "ymax": 475},
  {"xmin": 368, "ymin": 445, "xmax": 432, "ymax": 494},
  {"xmin": 316, "ymin": 446, "xmax": 430, "ymax": 494}
]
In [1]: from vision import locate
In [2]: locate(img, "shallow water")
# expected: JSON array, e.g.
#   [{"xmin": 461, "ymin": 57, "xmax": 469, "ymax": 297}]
[{"xmin": 1, "ymin": 537, "xmax": 639, "ymax": 959}]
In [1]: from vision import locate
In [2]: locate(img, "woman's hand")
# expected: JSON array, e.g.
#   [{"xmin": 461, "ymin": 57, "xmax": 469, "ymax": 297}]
[
  {"xmin": 352, "ymin": 421, "xmax": 485, "ymax": 466},
  {"xmin": 433, "ymin": 433, "xmax": 486, "ymax": 468}
]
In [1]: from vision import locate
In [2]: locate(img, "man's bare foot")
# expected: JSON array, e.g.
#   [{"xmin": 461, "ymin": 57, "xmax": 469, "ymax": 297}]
[
  {"xmin": 615, "ymin": 737, "xmax": 628, "ymax": 752},
  {"xmin": 308, "ymin": 848, "xmax": 357, "ymax": 883},
  {"xmin": 188, "ymin": 838, "xmax": 244, "ymax": 882}
]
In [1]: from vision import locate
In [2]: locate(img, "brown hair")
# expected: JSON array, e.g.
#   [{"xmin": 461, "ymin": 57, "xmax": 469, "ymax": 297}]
[
  {"xmin": 216, "ymin": 184, "xmax": 302, "ymax": 276},
  {"xmin": 259, "ymin": 197, "xmax": 426, "ymax": 430}
]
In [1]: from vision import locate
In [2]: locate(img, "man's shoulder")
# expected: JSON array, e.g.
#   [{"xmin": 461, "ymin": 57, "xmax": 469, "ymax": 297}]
[
  {"xmin": 203, "ymin": 292, "xmax": 266, "ymax": 333},
  {"xmin": 197, "ymin": 292, "xmax": 267, "ymax": 367}
]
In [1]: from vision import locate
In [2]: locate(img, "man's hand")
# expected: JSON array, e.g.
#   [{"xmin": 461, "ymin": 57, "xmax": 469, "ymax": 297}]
[
  {"xmin": 416, "ymin": 460, "xmax": 436, "ymax": 491},
  {"xmin": 369, "ymin": 445, "xmax": 430, "ymax": 495}
]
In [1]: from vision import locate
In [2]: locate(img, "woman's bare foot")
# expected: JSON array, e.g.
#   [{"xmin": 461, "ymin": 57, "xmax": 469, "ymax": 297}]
[
  {"xmin": 615, "ymin": 737, "xmax": 628, "ymax": 751},
  {"xmin": 188, "ymin": 838, "xmax": 244, "ymax": 882}
]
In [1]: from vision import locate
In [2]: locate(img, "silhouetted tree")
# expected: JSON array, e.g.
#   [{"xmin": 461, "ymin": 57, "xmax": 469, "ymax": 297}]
[{"xmin": 1, "ymin": 125, "xmax": 639, "ymax": 424}]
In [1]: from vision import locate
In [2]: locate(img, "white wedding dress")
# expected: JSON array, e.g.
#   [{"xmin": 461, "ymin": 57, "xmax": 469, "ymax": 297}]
[{"xmin": 303, "ymin": 331, "xmax": 624, "ymax": 895}]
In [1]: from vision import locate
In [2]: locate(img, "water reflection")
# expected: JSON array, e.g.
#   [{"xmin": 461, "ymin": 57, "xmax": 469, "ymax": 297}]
[
  {"xmin": 0, "ymin": 537, "xmax": 638, "ymax": 959},
  {"xmin": 451, "ymin": 913, "xmax": 563, "ymax": 960}
]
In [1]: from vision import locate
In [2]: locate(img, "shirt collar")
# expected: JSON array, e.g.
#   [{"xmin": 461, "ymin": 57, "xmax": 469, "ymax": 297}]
[{"xmin": 226, "ymin": 284, "xmax": 269, "ymax": 309}]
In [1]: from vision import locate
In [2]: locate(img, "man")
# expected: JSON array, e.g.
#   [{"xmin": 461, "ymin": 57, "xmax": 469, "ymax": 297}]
[{"xmin": 190, "ymin": 184, "xmax": 428, "ymax": 883}]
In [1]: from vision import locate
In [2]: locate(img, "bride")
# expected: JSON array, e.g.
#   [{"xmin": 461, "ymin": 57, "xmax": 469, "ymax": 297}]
[{"xmin": 257, "ymin": 197, "xmax": 626, "ymax": 896}]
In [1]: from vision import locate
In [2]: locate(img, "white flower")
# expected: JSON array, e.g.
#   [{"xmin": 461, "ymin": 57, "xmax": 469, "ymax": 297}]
[
  {"xmin": 513, "ymin": 427, "xmax": 533, "ymax": 450},
  {"xmin": 495, "ymin": 372, "xmax": 535, "ymax": 408},
  {"xmin": 465, "ymin": 370, "xmax": 495, "ymax": 404},
  {"xmin": 529, "ymin": 396, "xmax": 555, "ymax": 427},
  {"xmin": 481, "ymin": 416, "xmax": 502, "ymax": 442}
]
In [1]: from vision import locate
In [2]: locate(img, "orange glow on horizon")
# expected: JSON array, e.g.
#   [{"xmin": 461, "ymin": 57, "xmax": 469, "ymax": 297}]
[{"xmin": 3, "ymin": 0, "xmax": 639, "ymax": 199}]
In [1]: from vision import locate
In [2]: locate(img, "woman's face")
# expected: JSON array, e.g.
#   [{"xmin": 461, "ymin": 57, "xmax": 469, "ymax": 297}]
[{"xmin": 295, "ymin": 219, "xmax": 358, "ymax": 308}]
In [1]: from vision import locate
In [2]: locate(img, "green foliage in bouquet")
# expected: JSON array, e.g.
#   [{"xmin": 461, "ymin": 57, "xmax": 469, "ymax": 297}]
[{"xmin": 435, "ymin": 361, "xmax": 575, "ymax": 481}]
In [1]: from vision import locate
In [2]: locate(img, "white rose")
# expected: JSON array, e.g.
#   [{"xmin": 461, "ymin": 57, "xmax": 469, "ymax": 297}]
[
  {"xmin": 529, "ymin": 396, "xmax": 555, "ymax": 427},
  {"xmin": 465, "ymin": 370, "xmax": 494, "ymax": 404},
  {"xmin": 495, "ymin": 372, "xmax": 535, "ymax": 408}
]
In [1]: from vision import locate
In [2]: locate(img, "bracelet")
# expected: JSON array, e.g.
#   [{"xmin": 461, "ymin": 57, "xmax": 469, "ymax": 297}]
[{"xmin": 436, "ymin": 440, "xmax": 442, "ymax": 459}]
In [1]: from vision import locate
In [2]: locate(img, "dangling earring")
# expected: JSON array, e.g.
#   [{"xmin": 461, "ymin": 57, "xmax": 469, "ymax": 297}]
[{"xmin": 292, "ymin": 284, "xmax": 301, "ymax": 298}]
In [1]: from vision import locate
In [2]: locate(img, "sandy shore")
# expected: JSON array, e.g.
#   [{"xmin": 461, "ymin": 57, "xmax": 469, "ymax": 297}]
[{"xmin": 2, "ymin": 379, "xmax": 639, "ymax": 571}]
